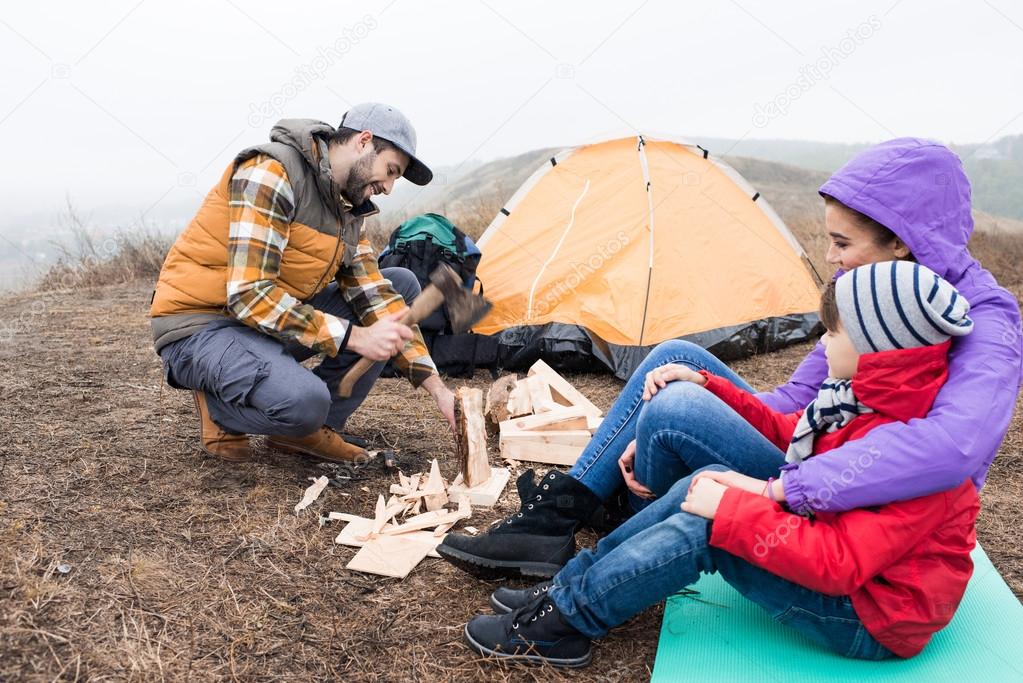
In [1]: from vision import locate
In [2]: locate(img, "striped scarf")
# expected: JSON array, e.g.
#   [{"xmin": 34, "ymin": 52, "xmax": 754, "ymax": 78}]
[{"xmin": 785, "ymin": 378, "xmax": 873, "ymax": 464}]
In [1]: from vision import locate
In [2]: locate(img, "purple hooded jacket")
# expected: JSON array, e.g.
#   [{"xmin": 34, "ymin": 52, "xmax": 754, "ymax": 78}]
[{"xmin": 756, "ymin": 138, "xmax": 1023, "ymax": 513}]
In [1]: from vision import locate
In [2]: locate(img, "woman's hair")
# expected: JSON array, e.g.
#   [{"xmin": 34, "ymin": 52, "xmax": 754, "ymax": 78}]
[
  {"xmin": 819, "ymin": 280, "xmax": 841, "ymax": 332},
  {"xmin": 823, "ymin": 195, "xmax": 901, "ymax": 247}
]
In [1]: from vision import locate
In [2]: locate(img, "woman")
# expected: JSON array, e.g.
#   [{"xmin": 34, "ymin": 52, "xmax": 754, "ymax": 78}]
[{"xmin": 437, "ymin": 137, "xmax": 1023, "ymax": 579}]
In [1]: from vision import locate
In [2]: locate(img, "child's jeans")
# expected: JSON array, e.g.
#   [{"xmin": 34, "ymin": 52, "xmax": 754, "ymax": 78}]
[
  {"xmin": 568, "ymin": 339, "xmax": 789, "ymax": 510},
  {"xmin": 549, "ymin": 465, "xmax": 894, "ymax": 660}
]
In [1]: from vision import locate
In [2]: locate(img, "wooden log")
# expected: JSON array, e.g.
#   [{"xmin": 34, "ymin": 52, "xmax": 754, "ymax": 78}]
[
  {"xmin": 525, "ymin": 374, "xmax": 556, "ymax": 413},
  {"xmin": 527, "ymin": 359, "xmax": 602, "ymax": 418},
  {"xmin": 505, "ymin": 379, "xmax": 533, "ymax": 418},
  {"xmin": 484, "ymin": 374, "xmax": 519, "ymax": 426},
  {"xmin": 455, "ymin": 387, "xmax": 491, "ymax": 488}
]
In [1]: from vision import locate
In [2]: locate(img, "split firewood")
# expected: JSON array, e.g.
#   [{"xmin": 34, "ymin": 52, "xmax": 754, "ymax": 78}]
[
  {"xmin": 484, "ymin": 374, "xmax": 519, "ymax": 429},
  {"xmin": 505, "ymin": 379, "xmax": 533, "ymax": 418},
  {"xmin": 335, "ymin": 516, "xmax": 445, "ymax": 557},
  {"xmin": 294, "ymin": 475, "xmax": 329, "ymax": 513},
  {"xmin": 389, "ymin": 472, "xmax": 423, "ymax": 498},
  {"xmin": 380, "ymin": 495, "xmax": 471, "ymax": 536},
  {"xmin": 420, "ymin": 458, "xmax": 448, "ymax": 511},
  {"xmin": 433, "ymin": 521, "xmax": 456, "ymax": 537},
  {"xmin": 455, "ymin": 387, "xmax": 491, "ymax": 488}
]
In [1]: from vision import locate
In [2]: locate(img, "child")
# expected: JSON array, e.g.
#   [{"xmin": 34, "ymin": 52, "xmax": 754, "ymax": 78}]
[{"xmin": 463, "ymin": 260, "xmax": 979, "ymax": 668}]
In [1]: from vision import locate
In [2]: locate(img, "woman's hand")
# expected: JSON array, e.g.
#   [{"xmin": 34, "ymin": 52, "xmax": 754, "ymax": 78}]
[
  {"xmin": 642, "ymin": 363, "xmax": 707, "ymax": 400},
  {"xmin": 681, "ymin": 477, "xmax": 728, "ymax": 519},
  {"xmin": 617, "ymin": 439, "xmax": 655, "ymax": 499},
  {"xmin": 688, "ymin": 469, "xmax": 768, "ymax": 497}
]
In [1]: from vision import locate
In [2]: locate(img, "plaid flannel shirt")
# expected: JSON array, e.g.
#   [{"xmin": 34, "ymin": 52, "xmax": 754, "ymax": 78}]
[{"xmin": 225, "ymin": 154, "xmax": 438, "ymax": 388}]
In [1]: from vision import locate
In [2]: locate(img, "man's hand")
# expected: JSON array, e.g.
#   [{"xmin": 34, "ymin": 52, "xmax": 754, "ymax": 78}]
[
  {"xmin": 618, "ymin": 439, "xmax": 655, "ymax": 499},
  {"xmin": 642, "ymin": 363, "xmax": 707, "ymax": 400},
  {"xmin": 422, "ymin": 375, "xmax": 456, "ymax": 433},
  {"xmin": 681, "ymin": 477, "xmax": 728, "ymax": 519},
  {"xmin": 346, "ymin": 310, "xmax": 414, "ymax": 361},
  {"xmin": 689, "ymin": 469, "xmax": 768, "ymax": 497}
]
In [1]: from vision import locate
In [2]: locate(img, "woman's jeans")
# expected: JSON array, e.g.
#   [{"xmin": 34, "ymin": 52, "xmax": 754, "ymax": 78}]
[
  {"xmin": 549, "ymin": 465, "xmax": 893, "ymax": 660},
  {"xmin": 568, "ymin": 339, "xmax": 788, "ymax": 510}
]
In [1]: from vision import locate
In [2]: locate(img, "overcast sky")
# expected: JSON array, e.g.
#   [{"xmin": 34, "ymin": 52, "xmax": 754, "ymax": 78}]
[{"xmin": 2, "ymin": 0, "xmax": 1022, "ymax": 235}]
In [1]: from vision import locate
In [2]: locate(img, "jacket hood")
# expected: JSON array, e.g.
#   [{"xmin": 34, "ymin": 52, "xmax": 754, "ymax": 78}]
[
  {"xmin": 268, "ymin": 118, "xmax": 378, "ymax": 216},
  {"xmin": 852, "ymin": 340, "xmax": 951, "ymax": 422},
  {"xmin": 820, "ymin": 138, "xmax": 975, "ymax": 283}
]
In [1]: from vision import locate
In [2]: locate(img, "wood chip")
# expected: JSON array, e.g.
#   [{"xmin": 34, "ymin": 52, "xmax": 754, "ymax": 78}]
[{"xmin": 294, "ymin": 476, "xmax": 329, "ymax": 513}]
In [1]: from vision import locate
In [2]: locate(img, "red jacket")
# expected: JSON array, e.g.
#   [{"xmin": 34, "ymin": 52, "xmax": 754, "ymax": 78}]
[{"xmin": 701, "ymin": 341, "xmax": 979, "ymax": 658}]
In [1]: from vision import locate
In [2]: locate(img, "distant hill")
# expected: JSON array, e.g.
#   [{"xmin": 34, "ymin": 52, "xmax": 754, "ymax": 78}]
[{"xmin": 693, "ymin": 135, "xmax": 1023, "ymax": 222}]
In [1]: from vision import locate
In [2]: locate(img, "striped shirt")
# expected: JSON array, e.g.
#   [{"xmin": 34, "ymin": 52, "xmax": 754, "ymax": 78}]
[{"xmin": 225, "ymin": 154, "xmax": 438, "ymax": 388}]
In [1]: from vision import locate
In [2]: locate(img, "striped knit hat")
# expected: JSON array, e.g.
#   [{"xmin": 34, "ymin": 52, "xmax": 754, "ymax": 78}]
[{"xmin": 835, "ymin": 261, "xmax": 973, "ymax": 354}]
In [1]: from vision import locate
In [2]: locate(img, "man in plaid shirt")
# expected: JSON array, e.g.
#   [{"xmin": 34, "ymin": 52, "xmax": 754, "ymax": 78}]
[{"xmin": 151, "ymin": 104, "xmax": 455, "ymax": 463}]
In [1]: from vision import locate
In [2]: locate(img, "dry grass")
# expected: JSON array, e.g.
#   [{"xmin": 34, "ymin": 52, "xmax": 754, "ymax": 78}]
[
  {"xmin": 0, "ymin": 280, "xmax": 1020, "ymax": 682},
  {"xmin": 4, "ymin": 160, "xmax": 1021, "ymax": 680},
  {"xmin": 39, "ymin": 226, "xmax": 170, "ymax": 293}
]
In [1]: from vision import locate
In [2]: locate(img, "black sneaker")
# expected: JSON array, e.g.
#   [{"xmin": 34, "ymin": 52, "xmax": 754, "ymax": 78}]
[
  {"xmin": 437, "ymin": 470, "xmax": 601, "ymax": 579},
  {"xmin": 490, "ymin": 580, "xmax": 554, "ymax": 614},
  {"xmin": 464, "ymin": 596, "xmax": 592, "ymax": 668}
]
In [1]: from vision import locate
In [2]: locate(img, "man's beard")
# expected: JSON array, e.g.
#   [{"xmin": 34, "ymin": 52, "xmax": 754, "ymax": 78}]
[{"xmin": 341, "ymin": 152, "xmax": 376, "ymax": 205}]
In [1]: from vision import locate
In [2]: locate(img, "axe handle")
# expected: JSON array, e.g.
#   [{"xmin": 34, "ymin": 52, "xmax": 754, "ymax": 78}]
[{"xmin": 336, "ymin": 284, "xmax": 445, "ymax": 398}]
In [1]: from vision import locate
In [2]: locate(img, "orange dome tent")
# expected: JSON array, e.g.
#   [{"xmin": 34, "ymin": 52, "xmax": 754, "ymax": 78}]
[{"xmin": 472, "ymin": 135, "xmax": 823, "ymax": 378}]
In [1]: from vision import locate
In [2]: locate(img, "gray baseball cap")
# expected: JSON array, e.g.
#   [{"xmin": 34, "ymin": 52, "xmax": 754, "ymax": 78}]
[{"xmin": 339, "ymin": 102, "xmax": 432, "ymax": 186}]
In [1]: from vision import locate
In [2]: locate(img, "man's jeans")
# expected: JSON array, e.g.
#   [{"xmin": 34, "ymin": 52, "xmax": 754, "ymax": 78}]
[
  {"xmin": 569, "ymin": 339, "xmax": 788, "ymax": 510},
  {"xmin": 158, "ymin": 268, "xmax": 420, "ymax": 436},
  {"xmin": 550, "ymin": 465, "xmax": 893, "ymax": 660}
]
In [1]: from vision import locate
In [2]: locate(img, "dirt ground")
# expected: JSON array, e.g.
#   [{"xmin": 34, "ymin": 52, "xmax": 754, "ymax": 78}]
[{"xmin": 1, "ymin": 281, "xmax": 1020, "ymax": 682}]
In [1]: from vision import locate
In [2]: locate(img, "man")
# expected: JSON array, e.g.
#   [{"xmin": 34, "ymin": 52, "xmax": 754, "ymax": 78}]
[{"xmin": 150, "ymin": 103, "xmax": 455, "ymax": 463}]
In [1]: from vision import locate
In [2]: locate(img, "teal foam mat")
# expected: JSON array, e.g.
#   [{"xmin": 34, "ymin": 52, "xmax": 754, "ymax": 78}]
[{"xmin": 651, "ymin": 546, "xmax": 1023, "ymax": 682}]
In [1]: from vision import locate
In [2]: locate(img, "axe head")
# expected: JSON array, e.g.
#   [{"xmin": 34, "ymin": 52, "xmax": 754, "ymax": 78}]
[{"xmin": 429, "ymin": 263, "xmax": 492, "ymax": 333}]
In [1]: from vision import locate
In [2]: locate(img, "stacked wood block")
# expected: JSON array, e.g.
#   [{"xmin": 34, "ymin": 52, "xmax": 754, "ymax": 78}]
[{"xmin": 487, "ymin": 359, "xmax": 604, "ymax": 467}]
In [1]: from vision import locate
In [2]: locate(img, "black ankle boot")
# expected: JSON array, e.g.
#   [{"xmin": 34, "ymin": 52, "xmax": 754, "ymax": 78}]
[
  {"xmin": 464, "ymin": 596, "xmax": 592, "ymax": 668},
  {"xmin": 585, "ymin": 486, "xmax": 634, "ymax": 535},
  {"xmin": 490, "ymin": 580, "xmax": 553, "ymax": 614},
  {"xmin": 437, "ymin": 469, "xmax": 602, "ymax": 579}
]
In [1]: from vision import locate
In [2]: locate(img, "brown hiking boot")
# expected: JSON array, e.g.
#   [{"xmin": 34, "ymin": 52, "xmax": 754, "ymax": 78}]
[
  {"xmin": 192, "ymin": 390, "xmax": 252, "ymax": 463},
  {"xmin": 269, "ymin": 426, "xmax": 369, "ymax": 464}
]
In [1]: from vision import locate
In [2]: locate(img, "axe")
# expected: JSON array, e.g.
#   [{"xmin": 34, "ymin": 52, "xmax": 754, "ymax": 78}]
[{"xmin": 336, "ymin": 264, "xmax": 491, "ymax": 398}]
